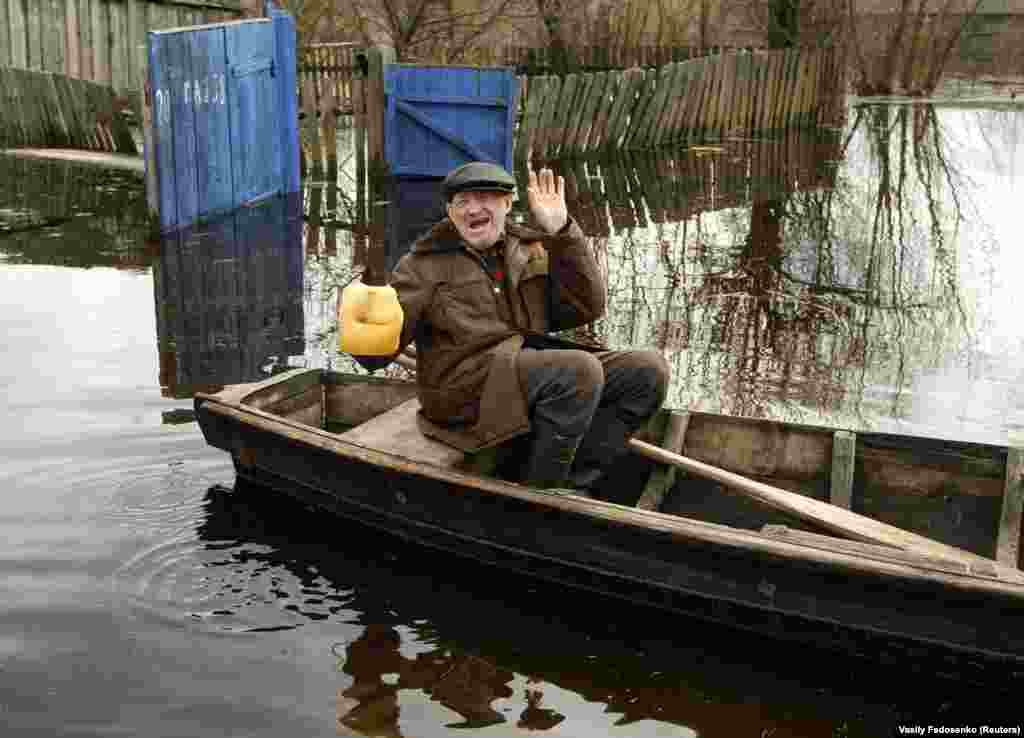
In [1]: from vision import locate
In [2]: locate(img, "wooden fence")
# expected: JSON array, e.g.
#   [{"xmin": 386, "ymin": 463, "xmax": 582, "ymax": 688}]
[
  {"xmin": 299, "ymin": 42, "xmax": 358, "ymax": 115},
  {"xmin": 452, "ymin": 44, "xmax": 759, "ymax": 71},
  {"xmin": 518, "ymin": 46, "xmax": 843, "ymax": 160},
  {"xmin": 298, "ymin": 44, "xmax": 843, "ymax": 171},
  {"xmin": 294, "ymin": 43, "xmax": 766, "ymax": 121},
  {"xmin": 0, "ymin": 66, "xmax": 136, "ymax": 152},
  {"xmin": 0, "ymin": 0, "xmax": 243, "ymax": 105},
  {"xmin": 542, "ymin": 130, "xmax": 843, "ymax": 237},
  {"xmin": 298, "ymin": 128, "xmax": 843, "ymax": 265}
]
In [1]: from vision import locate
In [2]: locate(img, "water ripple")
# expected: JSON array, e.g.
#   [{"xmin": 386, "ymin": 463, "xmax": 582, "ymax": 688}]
[{"xmin": 112, "ymin": 483, "xmax": 356, "ymax": 634}]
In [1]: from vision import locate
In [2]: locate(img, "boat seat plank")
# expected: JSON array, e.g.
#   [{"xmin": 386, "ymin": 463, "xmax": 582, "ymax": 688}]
[
  {"xmin": 759, "ymin": 524, "xmax": 1002, "ymax": 579},
  {"xmin": 336, "ymin": 398, "xmax": 465, "ymax": 468}
]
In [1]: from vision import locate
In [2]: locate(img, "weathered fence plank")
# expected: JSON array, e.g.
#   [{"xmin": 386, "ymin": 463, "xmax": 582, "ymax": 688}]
[
  {"xmin": 563, "ymin": 72, "xmax": 592, "ymax": 155},
  {"xmin": 605, "ymin": 68, "xmax": 641, "ymax": 151},
  {"xmin": 550, "ymin": 73, "xmax": 578, "ymax": 159},
  {"xmin": 636, "ymin": 63, "xmax": 670, "ymax": 147},
  {"xmin": 0, "ymin": 64, "xmax": 137, "ymax": 151},
  {"xmin": 7, "ymin": 0, "xmax": 27, "ymax": 68},
  {"xmin": 533, "ymin": 74, "xmax": 561, "ymax": 158},
  {"xmin": 625, "ymin": 68, "xmax": 656, "ymax": 148},
  {"xmin": 577, "ymin": 71, "xmax": 608, "ymax": 154},
  {"xmin": 2, "ymin": 0, "xmax": 245, "ymax": 114},
  {"xmin": 299, "ymin": 42, "xmax": 357, "ymax": 115}
]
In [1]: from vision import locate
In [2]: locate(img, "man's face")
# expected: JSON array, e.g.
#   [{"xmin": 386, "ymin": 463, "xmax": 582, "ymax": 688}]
[{"xmin": 447, "ymin": 190, "xmax": 513, "ymax": 250}]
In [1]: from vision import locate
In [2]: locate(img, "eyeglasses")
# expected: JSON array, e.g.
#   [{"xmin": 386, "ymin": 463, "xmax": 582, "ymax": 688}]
[{"xmin": 449, "ymin": 191, "xmax": 509, "ymax": 212}]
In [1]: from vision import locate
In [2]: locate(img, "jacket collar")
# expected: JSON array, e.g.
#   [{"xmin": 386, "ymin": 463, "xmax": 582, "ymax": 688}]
[{"xmin": 410, "ymin": 219, "xmax": 554, "ymax": 255}]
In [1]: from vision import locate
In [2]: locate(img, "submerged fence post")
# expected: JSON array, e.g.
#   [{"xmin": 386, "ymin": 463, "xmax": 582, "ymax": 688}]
[{"xmin": 362, "ymin": 45, "xmax": 395, "ymax": 286}]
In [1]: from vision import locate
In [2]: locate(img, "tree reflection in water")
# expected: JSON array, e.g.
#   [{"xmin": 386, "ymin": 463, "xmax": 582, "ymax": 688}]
[
  {"xmin": 308, "ymin": 112, "xmax": 991, "ymax": 434},
  {"xmin": 555, "ymin": 107, "xmax": 978, "ymax": 431}
]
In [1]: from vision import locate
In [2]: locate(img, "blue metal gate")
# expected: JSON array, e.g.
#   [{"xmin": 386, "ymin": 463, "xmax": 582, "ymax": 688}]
[
  {"xmin": 147, "ymin": 7, "xmax": 299, "ymax": 233},
  {"xmin": 384, "ymin": 65, "xmax": 519, "ymax": 177}
]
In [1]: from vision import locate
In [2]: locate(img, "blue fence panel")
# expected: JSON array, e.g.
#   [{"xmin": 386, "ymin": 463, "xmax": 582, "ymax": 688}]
[
  {"xmin": 270, "ymin": 6, "xmax": 300, "ymax": 195},
  {"xmin": 168, "ymin": 32, "xmax": 200, "ymax": 229},
  {"xmin": 226, "ymin": 21, "xmax": 278, "ymax": 206},
  {"xmin": 147, "ymin": 12, "xmax": 299, "ymax": 233},
  {"xmin": 384, "ymin": 66, "xmax": 519, "ymax": 178},
  {"xmin": 189, "ymin": 27, "xmax": 234, "ymax": 217},
  {"xmin": 149, "ymin": 35, "xmax": 178, "ymax": 232}
]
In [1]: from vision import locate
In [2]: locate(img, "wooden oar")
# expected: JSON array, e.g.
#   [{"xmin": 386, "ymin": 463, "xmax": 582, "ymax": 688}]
[
  {"xmin": 391, "ymin": 352, "xmax": 989, "ymax": 565},
  {"xmin": 626, "ymin": 438, "xmax": 995, "ymax": 565}
]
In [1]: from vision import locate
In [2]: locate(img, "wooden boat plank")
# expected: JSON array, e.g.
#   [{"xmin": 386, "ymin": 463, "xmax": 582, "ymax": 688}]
[
  {"xmin": 238, "ymin": 454, "xmax": 1024, "ymax": 669},
  {"xmin": 324, "ymin": 375, "xmax": 419, "ymax": 428},
  {"xmin": 265, "ymin": 384, "xmax": 323, "ymax": 427},
  {"xmin": 760, "ymin": 524, "xmax": 981, "ymax": 577},
  {"xmin": 637, "ymin": 411, "xmax": 689, "ymax": 511},
  {"xmin": 634, "ymin": 438, "xmax": 999, "ymax": 567},
  {"xmin": 337, "ymin": 397, "xmax": 464, "ymax": 468},
  {"xmin": 683, "ymin": 413, "xmax": 833, "ymax": 482},
  {"xmin": 859, "ymin": 449, "xmax": 1006, "ymax": 499},
  {"xmin": 858, "ymin": 435, "xmax": 1007, "ymax": 496},
  {"xmin": 196, "ymin": 396, "xmax": 1024, "ymax": 592},
  {"xmin": 203, "ymin": 367, "xmax": 318, "ymax": 407},
  {"xmin": 675, "ymin": 412, "xmax": 1011, "ymax": 562}
]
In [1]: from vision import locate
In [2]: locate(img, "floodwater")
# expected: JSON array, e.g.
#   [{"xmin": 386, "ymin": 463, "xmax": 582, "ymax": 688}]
[{"xmin": 2, "ymin": 89, "xmax": 1023, "ymax": 736}]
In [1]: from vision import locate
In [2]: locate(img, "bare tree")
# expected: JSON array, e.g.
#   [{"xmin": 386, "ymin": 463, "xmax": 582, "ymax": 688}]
[
  {"xmin": 281, "ymin": 0, "xmax": 534, "ymax": 62},
  {"xmin": 734, "ymin": 0, "xmax": 847, "ymax": 48},
  {"xmin": 846, "ymin": 0, "xmax": 985, "ymax": 95}
]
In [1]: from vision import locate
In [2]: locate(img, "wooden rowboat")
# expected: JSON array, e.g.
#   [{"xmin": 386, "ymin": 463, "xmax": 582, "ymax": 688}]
[{"xmin": 195, "ymin": 367, "xmax": 1024, "ymax": 677}]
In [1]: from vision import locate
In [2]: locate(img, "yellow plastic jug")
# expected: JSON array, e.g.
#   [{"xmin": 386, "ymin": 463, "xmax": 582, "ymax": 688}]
[{"xmin": 338, "ymin": 280, "xmax": 404, "ymax": 356}]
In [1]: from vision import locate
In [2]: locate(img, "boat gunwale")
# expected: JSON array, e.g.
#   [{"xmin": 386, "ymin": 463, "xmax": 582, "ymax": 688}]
[{"xmin": 196, "ymin": 370, "xmax": 1024, "ymax": 596}]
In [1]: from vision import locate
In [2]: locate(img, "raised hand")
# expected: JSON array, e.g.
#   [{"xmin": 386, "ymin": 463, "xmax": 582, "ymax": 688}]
[{"xmin": 527, "ymin": 167, "xmax": 568, "ymax": 234}]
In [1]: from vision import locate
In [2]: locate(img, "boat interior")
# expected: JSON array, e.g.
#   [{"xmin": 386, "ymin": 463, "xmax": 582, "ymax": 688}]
[{"xmin": 222, "ymin": 368, "xmax": 1023, "ymax": 575}]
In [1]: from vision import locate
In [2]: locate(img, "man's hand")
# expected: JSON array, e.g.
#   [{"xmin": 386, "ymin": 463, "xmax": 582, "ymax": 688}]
[{"xmin": 527, "ymin": 167, "xmax": 568, "ymax": 234}]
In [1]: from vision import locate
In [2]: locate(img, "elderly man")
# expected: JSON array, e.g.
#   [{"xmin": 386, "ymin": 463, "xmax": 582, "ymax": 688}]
[{"xmin": 360, "ymin": 161, "xmax": 669, "ymax": 496}]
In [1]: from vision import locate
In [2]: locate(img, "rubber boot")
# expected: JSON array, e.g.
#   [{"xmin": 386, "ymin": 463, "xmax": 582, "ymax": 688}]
[
  {"xmin": 568, "ymin": 408, "xmax": 639, "ymax": 495},
  {"xmin": 520, "ymin": 422, "xmax": 585, "ymax": 495}
]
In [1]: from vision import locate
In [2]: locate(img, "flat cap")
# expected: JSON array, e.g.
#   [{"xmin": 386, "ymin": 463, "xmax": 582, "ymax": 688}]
[{"xmin": 442, "ymin": 161, "xmax": 516, "ymax": 201}]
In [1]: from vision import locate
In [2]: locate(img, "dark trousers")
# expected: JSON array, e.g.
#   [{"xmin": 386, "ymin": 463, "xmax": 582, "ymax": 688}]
[{"xmin": 516, "ymin": 348, "xmax": 670, "ymax": 487}]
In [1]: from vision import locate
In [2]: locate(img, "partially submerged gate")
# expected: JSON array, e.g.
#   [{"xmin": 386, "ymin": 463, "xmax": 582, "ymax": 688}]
[
  {"xmin": 380, "ymin": 65, "xmax": 519, "ymax": 273},
  {"xmin": 146, "ymin": 6, "xmax": 299, "ymax": 233},
  {"xmin": 384, "ymin": 65, "xmax": 518, "ymax": 177}
]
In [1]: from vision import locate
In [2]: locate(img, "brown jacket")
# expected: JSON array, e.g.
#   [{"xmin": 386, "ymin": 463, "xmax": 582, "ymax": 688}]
[{"xmin": 388, "ymin": 216, "xmax": 606, "ymax": 451}]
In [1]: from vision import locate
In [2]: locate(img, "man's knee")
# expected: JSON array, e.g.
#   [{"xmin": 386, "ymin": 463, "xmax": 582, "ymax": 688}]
[
  {"xmin": 519, "ymin": 349, "xmax": 605, "ymax": 404},
  {"xmin": 610, "ymin": 350, "xmax": 670, "ymax": 418},
  {"xmin": 634, "ymin": 350, "xmax": 670, "ymax": 403},
  {"xmin": 563, "ymin": 351, "xmax": 605, "ymax": 402}
]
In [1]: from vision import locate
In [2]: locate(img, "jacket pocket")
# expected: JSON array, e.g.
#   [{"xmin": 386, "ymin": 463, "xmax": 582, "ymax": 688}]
[
  {"xmin": 436, "ymin": 277, "xmax": 501, "ymax": 341},
  {"xmin": 418, "ymin": 384, "xmax": 480, "ymax": 425}
]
